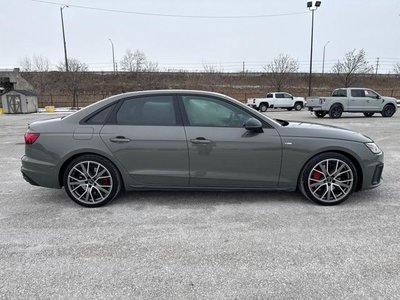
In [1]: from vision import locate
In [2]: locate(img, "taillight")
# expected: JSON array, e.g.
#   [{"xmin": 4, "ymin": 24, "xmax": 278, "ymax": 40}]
[{"xmin": 24, "ymin": 133, "xmax": 40, "ymax": 144}]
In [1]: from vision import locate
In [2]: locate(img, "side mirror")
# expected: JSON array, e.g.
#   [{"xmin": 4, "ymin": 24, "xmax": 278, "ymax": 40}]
[
  {"xmin": 244, "ymin": 118, "xmax": 263, "ymax": 133},
  {"xmin": 376, "ymin": 95, "xmax": 381, "ymax": 99}
]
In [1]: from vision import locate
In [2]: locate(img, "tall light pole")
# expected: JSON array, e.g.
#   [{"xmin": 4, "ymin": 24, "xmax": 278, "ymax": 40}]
[
  {"xmin": 108, "ymin": 38, "xmax": 116, "ymax": 74},
  {"xmin": 322, "ymin": 40, "xmax": 330, "ymax": 74},
  {"xmin": 60, "ymin": 5, "xmax": 69, "ymax": 72},
  {"xmin": 307, "ymin": 1, "xmax": 321, "ymax": 96}
]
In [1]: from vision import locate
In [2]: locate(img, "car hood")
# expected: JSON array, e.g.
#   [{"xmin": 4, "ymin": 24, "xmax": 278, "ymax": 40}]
[{"xmin": 277, "ymin": 121, "xmax": 372, "ymax": 143}]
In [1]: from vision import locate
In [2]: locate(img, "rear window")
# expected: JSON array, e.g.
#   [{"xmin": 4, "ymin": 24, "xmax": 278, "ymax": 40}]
[
  {"xmin": 332, "ymin": 89, "xmax": 347, "ymax": 97},
  {"xmin": 85, "ymin": 104, "xmax": 116, "ymax": 124},
  {"xmin": 350, "ymin": 89, "xmax": 365, "ymax": 97}
]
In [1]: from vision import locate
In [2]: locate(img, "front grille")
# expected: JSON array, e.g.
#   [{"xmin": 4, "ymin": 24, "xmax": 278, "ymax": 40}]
[{"xmin": 371, "ymin": 164, "xmax": 384, "ymax": 185}]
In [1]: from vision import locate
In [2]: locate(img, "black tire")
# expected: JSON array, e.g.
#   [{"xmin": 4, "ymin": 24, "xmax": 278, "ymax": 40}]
[
  {"xmin": 315, "ymin": 111, "xmax": 327, "ymax": 118},
  {"xmin": 294, "ymin": 102, "xmax": 303, "ymax": 111},
  {"xmin": 259, "ymin": 103, "xmax": 268, "ymax": 112},
  {"xmin": 381, "ymin": 104, "xmax": 395, "ymax": 117},
  {"xmin": 63, "ymin": 154, "xmax": 121, "ymax": 207},
  {"xmin": 299, "ymin": 152, "xmax": 357, "ymax": 206},
  {"xmin": 363, "ymin": 112, "xmax": 375, "ymax": 117},
  {"xmin": 329, "ymin": 104, "xmax": 343, "ymax": 118},
  {"xmin": 287, "ymin": 108, "xmax": 293, "ymax": 111}
]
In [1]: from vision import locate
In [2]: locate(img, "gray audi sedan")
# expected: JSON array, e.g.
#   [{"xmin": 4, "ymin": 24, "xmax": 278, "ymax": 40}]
[{"xmin": 22, "ymin": 90, "xmax": 384, "ymax": 207}]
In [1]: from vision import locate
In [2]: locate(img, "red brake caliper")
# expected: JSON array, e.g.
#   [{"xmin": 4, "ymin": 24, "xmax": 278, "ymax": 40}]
[
  {"xmin": 312, "ymin": 171, "xmax": 322, "ymax": 180},
  {"xmin": 101, "ymin": 177, "xmax": 110, "ymax": 185}
]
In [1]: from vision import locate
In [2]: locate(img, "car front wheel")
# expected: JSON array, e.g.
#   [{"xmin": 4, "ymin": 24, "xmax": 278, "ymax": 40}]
[
  {"xmin": 299, "ymin": 152, "xmax": 357, "ymax": 205},
  {"xmin": 63, "ymin": 155, "xmax": 121, "ymax": 207},
  {"xmin": 381, "ymin": 104, "xmax": 395, "ymax": 117}
]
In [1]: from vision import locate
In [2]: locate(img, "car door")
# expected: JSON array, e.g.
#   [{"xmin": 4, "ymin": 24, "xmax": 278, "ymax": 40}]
[
  {"xmin": 100, "ymin": 94, "xmax": 189, "ymax": 187},
  {"xmin": 364, "ymin": 89, "xmax": 381, "ymax": 111},
  {"xmin": 179, "ymin": 94, "xmax": 282, "ymax": 188},
  {"xmin": 282, "ymin": 93, "xmax": 294, "ymax": 108},
  {"xmin": 349, "ymin": 89, "xmax": 367, "ymax": 111}
]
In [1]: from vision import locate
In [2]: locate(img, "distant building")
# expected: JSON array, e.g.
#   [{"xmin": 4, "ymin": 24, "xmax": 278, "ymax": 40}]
[
  {"xmin": 1, "ymin": 90, "xmax": 38, "ymax": 113},
  {"xmin": 0, "ymin": 68, "xmax": 34, "ymax": 94}
]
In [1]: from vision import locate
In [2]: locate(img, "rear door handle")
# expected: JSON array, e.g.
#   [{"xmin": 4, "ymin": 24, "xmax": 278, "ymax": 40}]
[
  {"xmin": 110, "ymin": 136, "xmax": 131, "ymax": 143},
  {"xmin": 190, "ymin": 137, "xmax": 211, "ymax": 144}
]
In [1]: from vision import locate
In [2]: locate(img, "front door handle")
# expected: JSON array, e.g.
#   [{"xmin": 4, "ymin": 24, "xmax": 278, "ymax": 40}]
[
  {"xmin": 110, "ymin": 136, "xmax": 131, "ymax": 143},
  {"xmin": 190, "ymin": 137, "xmax": 211, "ymax": 144}
]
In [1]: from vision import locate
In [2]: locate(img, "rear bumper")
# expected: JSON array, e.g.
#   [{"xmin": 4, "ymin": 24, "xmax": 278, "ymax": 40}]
[
  {"xmin": 21, "ymin": 155, "xmax": 61, "ymax": 189},
  {"xmin": 307, "ymin": 106, "xmax": 323, "ymax": 111},
  {"xmin": 247, "ymin": 104, "xmax": 257, "ymax": 109}
]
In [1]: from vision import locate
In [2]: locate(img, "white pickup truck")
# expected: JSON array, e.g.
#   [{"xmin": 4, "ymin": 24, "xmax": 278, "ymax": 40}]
[
  {"xmin": 247, "ymin": 92, "xmax": 306, "ymax": 112},
  {"xmin": 306, "ymin": 88, "xmax": 398, "ymax": 118}
]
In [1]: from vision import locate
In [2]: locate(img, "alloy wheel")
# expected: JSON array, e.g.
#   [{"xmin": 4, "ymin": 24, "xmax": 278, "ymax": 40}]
[
  {"xmin": 67, "ymin": 160, "xmax": 113, "ymax": 204},
  {"xmin": 307, "ymin": 158, "xmax": 354, "ymax": 203}
]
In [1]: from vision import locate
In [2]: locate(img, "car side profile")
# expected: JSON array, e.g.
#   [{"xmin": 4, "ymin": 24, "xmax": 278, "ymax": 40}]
[
  {"xmin": 22, "ymin": 90, "xmax": 384, "ymax": 207},
  {"xmin": 306, "ymin": 87, "xmax": 398, "ymax": 118}
]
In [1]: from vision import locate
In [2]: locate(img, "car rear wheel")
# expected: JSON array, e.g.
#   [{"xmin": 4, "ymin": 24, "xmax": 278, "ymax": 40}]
[
  {"xmin": 63, "ymin": 155, "xmax": 121, "ymax": 207},
  {"xmin": 259, "ymin": 103, "xmax": 268, "ymax": 112},
  {"xmin": 363, "ymin": 112, "xmax": 375, "ymax": 117},
  {"xmin": 329, "ymin": 105, "xmax": 343, "ymax": 118},
  {"xmin": 315, "ymin": 111, "xmax": 327, "ymax": 118},
  {"xmin": 299, "ymin": 152, "xmax": 357, "ymax": 205},
  {"xmin": 294, "ymin": 102, "xmax": 303, "ymax": 111},
  {"xmin": 381, "ymin": 104, "xmax": 395, "ymax": 117}
]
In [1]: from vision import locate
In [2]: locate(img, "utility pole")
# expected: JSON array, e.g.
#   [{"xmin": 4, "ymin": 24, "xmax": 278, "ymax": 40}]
[
  {"xmin": 375, "ymin": 57, "xmax": 380, "ymax": 75},
  {"xmin": 322, "ymin": 41, "xmax": 330, "ymax": 74},
  {"xmin": 60, "ymin": 5, "xmax": 69, "ymax": 72},
  {"xmin": 307, "ymin": 1, "xmax": 322, "ymax": 97},
  {"xmin": 242, "ymin": 61, "xmax": 245, "ymax": 73},
  {"xmin": 109, "ymin": 39, "xmax": 116, "ymax": 74}
]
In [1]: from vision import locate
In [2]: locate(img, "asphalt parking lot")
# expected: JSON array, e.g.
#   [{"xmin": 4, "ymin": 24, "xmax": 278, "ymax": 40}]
[{"xmin": 0, "ymin": 110, "xmax": 399, "ymax": 299}]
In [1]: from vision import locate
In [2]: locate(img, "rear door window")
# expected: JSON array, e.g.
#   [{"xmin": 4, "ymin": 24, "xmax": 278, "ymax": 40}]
[{"xmin": 116, "ymin": 96, "xmax": 177, "ymax": 126}]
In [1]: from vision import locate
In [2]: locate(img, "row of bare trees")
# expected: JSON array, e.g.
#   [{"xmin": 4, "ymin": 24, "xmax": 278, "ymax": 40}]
[
  {"xmin": 20, "ymin": 49, "xmax": 158, "ymax": 73},
  {"xmin": 262, "ymin": 49, "xmax": 400, "ymax": 91}
]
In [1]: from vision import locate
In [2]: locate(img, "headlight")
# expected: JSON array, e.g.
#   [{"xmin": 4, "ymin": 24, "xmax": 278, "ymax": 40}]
[{"xmin": 365, "ymin": 142, "xmax": 382, "ymax": 154}]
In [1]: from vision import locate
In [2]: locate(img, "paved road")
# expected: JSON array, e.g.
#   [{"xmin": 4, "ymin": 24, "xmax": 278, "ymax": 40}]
[{"xmin": 0, "ymin": 110, "xmax": 399, "ymax": 299}]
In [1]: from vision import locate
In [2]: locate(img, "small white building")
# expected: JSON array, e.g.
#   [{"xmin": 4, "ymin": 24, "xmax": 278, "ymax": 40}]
[{"xmin": 1, "ymin": 90, "xmax": 38, "ymax": 113}]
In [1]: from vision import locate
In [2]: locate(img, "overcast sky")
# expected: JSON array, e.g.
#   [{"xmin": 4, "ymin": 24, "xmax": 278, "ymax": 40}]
[{"xmin": 1, "ymin": 0, "xmax": 400, "ymax": 73}]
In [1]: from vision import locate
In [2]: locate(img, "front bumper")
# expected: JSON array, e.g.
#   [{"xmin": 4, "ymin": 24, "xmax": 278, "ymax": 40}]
[
  {"xmin": 361, "ymin": 152, "xmax": 384, "ymax": 190},
  {"xmin": 21, "ymin": 155, "xmax": 61, "ymax": 189}
]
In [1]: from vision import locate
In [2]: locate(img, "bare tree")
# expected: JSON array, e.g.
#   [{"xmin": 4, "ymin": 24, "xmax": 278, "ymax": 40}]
[
  {"xmin": 20, "ymin": 55, "xmax": 50, "ymax": 71},
  {"xmin": 120, "ymin": 49, "xmax": 159, "ymax": 72},
  {"xmin": 332, "ymin": 49, "xmax": 373, "ymax": 87},
  {"xmin": 144, "ymin": 61, "xmax": 159, "ymax": 72},
  {"xmin": 263, "ymin": 54, "xmax": 299, "ymax": 91},
  {"xmin": 32, "ymin": 55, "xmax": 50, "ymax": 71},
  {"xmin": 120, "ymin": 49, "xmax": 146, "ymax": 72},
  {"xmin": 20, "ymin": 57, "xmax": 33, "ymax": 71},
  {"xmin": 56, "ymin": 58, "xmax": 89, "ymax": 72},
  {"xmin": 393, "ymin": 62, "xmax": 400, "ymax": 74},
  {"xmin": 202, "ymin": 63, "xmax": 224, "ymax": 73},
  {"xmin": 56, "ymin": 58, "xmax": 89, "ymax": 108}
]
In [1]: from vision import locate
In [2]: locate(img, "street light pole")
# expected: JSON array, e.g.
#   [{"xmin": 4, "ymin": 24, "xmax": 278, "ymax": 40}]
[
  {"xmin": 307, "ymin": 1, "xmax": 321, "ymax": 97},
  {"xmin": 322, "ymin": 41, "xmax": 330, "ymax": 74},
  {"xmin": 60, "ymin": 5, "xmax": 69, "ymax": 72},
  {"xmin": 109, "ymin": 38, "xmax": 116, "ymax": 74}
]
